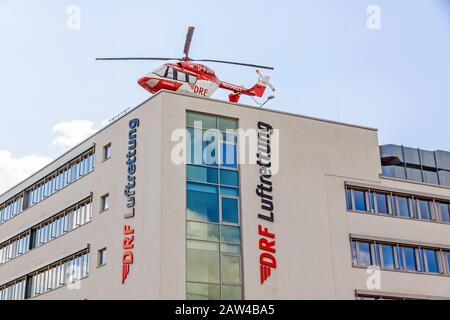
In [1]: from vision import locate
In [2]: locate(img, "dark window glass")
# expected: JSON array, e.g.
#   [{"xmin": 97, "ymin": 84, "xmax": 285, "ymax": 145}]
[
  {"xmin": 424, "ymin": 249, "xmax": 439, "ymax": 273},
  {"xmin": 381, "ymin": 244, "xmax": 395, "ymax": 269},
  {"xmin": 221, "ymin": 198, "xmax": 239, "ymax": 224},
  {"xmin": 187, "ymin": 182, "xmax": 219, "ymax": 223},
  {"xmin": 417, "ymin": 248, "xmax": 425, "ymax": 272},
  {"xmin": 439, "ymin": 203, "xmax": 450, "ymax": 223},
  {"xmin": 403, "ymin": 247, "xmax": 417, "ymax": 271},
  {"xmin": 396, "ymin": 196, "xmax": 410, "ymax": 218},
  {"xmin": 220, "ymin": 170, "xmax": 239, "ymax": 187},
  {"xmin": 353, "ymin": 190, "xmax": 367, "ymax": 212},
  {"xmin": 375, "ymin": 193, "xmax": 389, "ymax": 214},
  {"xmin": 357, "ymin": 242, "xmax": 371, "ymax": 267},
  {"xmin": 417, "ymin": 199, "xmax": 432, "ymax": 220},
  {"xmin": 187, "ymin": 165, "xmax": 218, "ymax": 184}
]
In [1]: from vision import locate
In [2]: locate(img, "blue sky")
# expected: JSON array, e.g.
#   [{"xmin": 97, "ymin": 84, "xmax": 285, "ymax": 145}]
[{"xmin": 0, "ymin": 0, "xmax": 449, "ymax": 192}]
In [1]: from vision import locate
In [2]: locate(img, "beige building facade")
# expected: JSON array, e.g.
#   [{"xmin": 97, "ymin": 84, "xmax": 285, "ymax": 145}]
[{"xmin": 1, "ymin": 91, "xmax": 450, "ymax": 300}]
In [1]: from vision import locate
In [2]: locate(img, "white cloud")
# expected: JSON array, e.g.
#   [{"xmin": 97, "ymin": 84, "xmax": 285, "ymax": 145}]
[
  {"xmin": 0, "ymin": 151, "xmax": 52, "ymax": 194},
  {"xmin": 51, "ymin": 120, "xmax": 97, "ymax": 149}
]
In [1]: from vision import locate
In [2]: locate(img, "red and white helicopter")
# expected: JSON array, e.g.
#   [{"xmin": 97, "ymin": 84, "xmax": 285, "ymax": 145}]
[{"xmin": 97, "ymin": 27, "xmax": 275, "ymax": 104}]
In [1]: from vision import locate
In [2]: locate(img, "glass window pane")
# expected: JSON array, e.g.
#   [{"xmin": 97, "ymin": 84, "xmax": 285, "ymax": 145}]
[
  {"xmin": 221, "ymin": 198, "xmax": 239, "ymax": 224},
  {"xmin": 218, "ymin": 118, "xmax": 237, "ymax": 132},
  {"xmin": 220, "ymin": 187, "xmax": 239, "ymax": 197},
  {"xmin": 187, "ymin": 222, "xmax": 219, "ymax": 242},
  {"xmin": 187, "ymin": 165, "xmax": 218, "ymax": 184},
  {"xmin": 397, "ymin": 196, "xmax": 410, "ymax": 218},
  {"xmin": 221, "ymin": 244, "xmax": 241, "ymax": 254},
  {"xmin": 187, "ymin": 182, "xmax": 219, "ymax": 223},
  {"xmin": 221, "ymin": 226, "xmax": 241, "ymax": 244},
  {"xmin": 353, "ymin": 190, "xmax": 367, "ymax": 211},
  {"xmin": 403, "ymin": 247, "xmax": 417, "ymax": 271},
  {"xmin": 375, "ymin": 193, "xmax": 389, "ymax": 214},
  {"xmin": 186, "ymin": 282, "xmax": 220, "ymax": 300},
  {"xmin": 357, "ymin": 242, "xmax": 371, "ymax": 267},
  {"xmin": 187, "ymin": 113, "xmax": 217, "ymax": 129},
  {"xmin": 439, "ymin": 203, "xmax": 450, "ymax": 222},
  {"xmin": 186, "ymin": 241, "xmax": 220, "ymax": 284},
  {"xmin": 187, "ymin": 128, "xmax": 218, "ymax": 166},
  {"xmin": 222, "ymin": 255, "xmax": 241, "ymax": 284},
  {"xmin": 381, "ymin": 245, "xmax": 395, "ymax": 269},
  {"xmin": 220, "ymin": 170, "xmax": 239, "ymax": 187},
  {"xmin": 417, "ymin": 199, "xmax": 431, "ymax": 220},
  {"xmin": 222, "ymin": 285, "xmax": 242, "ymax": 300},
  {"xmin": 221, "ymin": 143, "xmax": 237, "ymax": 168},
  {"xmin": 424, "ymin": 249, "xmax": 439, "ymax": 273}
]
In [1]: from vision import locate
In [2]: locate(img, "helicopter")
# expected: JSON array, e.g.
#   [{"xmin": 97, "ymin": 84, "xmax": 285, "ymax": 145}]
[{"xmin": 97, "ymin": 27, "xmax": 275, "ymax": 104}]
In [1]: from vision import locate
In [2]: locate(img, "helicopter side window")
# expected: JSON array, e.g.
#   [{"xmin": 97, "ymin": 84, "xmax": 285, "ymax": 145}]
[
  {"xmin": 188, "ymin": 74, "xmax": 197, "ymax": 84},
  {"xmin": 166, "ymin": 67, "xmax": 174, "ymax": 79},
  {"xmin": 177, "ymin": 71, "xmax": 187, "ymax": 82}
]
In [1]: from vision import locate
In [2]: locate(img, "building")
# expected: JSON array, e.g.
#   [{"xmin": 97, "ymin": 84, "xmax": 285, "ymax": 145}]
[{"xmin": 0, "ymin": 91, "xmax": 450, "ymax": 300}]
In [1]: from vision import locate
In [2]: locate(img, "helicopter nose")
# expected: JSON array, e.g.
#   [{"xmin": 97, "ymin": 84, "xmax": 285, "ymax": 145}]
[{"xmin": 138, "ymin": 77, "xmax": 159, "ymax": 93}]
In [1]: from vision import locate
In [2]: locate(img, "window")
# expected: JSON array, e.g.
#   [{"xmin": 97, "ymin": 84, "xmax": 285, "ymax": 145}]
[
  {"xmin": 0, "ymin": 197, "xmax": 92, "ymax": 265},
  {"xmin": 177, "ymin": 71, "xmax": 187, "ymax": 82},
  {"xmin": 445, "ymin": 252, "xmax": 450, "ymax": 275},
  {"xmin": 380, "ymin": 244, "xmax": 395, "ymax": 269},
  {"xmin": 351, "ymin": 238, "xmax": 449, "ymax": 276},
  {"xmin": 186, "ymin": 112, "xmax": 242, "ymax": 300},
  {"xmin": 166, "ymin": 67, "xmax": 174, "ymax": 79},
  {"xmin": 416, "ymin": 199, "xmax": 432, "ymax": 220},
  {"xmin": 355, "ymin": 241, "xmax": 372, "ymax": 267},
  {"xmin": 153, "ymin": 66, "xmax": 167, "ymax": 77},
  {"xmin": 103, "ymin": 143, "xmax": 112, "ymax": 161},
  {"xmin": 188, "ymin": 74, "xmax": 197, "ymax": 84},
  {"xmin": 0, "ymin": 148, "xmax": 94, "ymax": 225},
  {"xmin": 423, "ymin": 249, "xmax": 439, "ymax": 273},
  {"xmin": 374, "ymin": 192, "xmax": 389, "ymax": 214},
  {"xmin": 187, "ymin": 183, "xmax": 219, "ymax": 223},
  {"xmin": 221, "ymin": 198, "xmax": 239, "ymax": 224},
  {"xmin": 353, "ymin": 190, "xmax": 367, "ymax": 211},
  {"xmin": 0, "ymin": 248, "xmax": 89, "ymax": 300},
  {"xmin": 98, "ymin": 248, "xmax": 107, "ymax": 267},
  {"xmin": 403, "ymin": 247, "xmax": 417, "ymax": 271},
  {"xmin": 101, "ymin": 194, "xmax": 110, "ymax": 212},
  {"xmin": 187, "ymin": 241, "xmax": 220, "ymax": 284},
  {"xmin": 346, "ymin": 186, "xmax": 450, "ymax": 224},
  {"xmin": 439, "ymin": 202, "xmax": 450, "ymax": 223}
]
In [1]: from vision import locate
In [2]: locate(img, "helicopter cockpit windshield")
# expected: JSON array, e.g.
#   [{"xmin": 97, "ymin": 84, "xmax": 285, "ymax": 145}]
[{"xmin": 153, "ymin": 66, "xmax": 167, "ymax": 77}]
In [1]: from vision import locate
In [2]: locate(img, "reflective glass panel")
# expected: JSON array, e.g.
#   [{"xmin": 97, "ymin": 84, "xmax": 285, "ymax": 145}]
[
  {"xmin": 186, "ymin": 282, "xmax": 220, "ymax": 300},
  {"xmin": 187, "ymin": 222, "xmax": 220, "ymax": 242},
  {"xmin": 187, "ymin": 182, "xmax": 219, "ymax": 223},
  {"xmin": 221, "ymin": 198, "xmax": 239, "ymax": 224},
  {"xmin": 187, "ymin": 241, "xmax": 220, "ymax": 284}
]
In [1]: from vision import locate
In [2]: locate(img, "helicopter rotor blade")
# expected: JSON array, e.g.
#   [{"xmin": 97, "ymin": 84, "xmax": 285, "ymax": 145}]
[
  {"xmin": 96, "ymin": 57, "xmax": 179, "ymax": 61},
  {"xmin": 183, "ymin": 26, "xmax": 195, "ymax": 59},
  {"xmin": 193, "ymin": 59, "xmax": 274, "ymax": 70}
]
